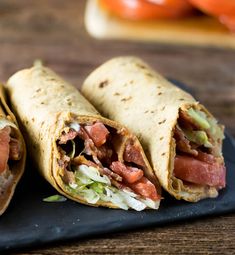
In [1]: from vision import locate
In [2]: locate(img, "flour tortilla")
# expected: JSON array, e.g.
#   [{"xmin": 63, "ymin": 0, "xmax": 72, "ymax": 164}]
[
  {"xmin": 6, "ymin": 64, "xmax": 160, "ymax": 209},
  {"xmin": 0, "ymin": 85, "xmax": 26, "ymax": 215},
  {"xmin": 82, "ymin": 56, "xmax": 224, "ymax": 202}
]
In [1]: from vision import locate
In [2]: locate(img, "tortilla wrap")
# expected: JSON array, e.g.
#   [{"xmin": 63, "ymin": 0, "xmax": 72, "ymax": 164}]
[
  {"xmin": 0, "ymin": 85, "xmax": 26, "ymax": 215},
  {"xmin": 6, "ymin": 63, "xmax": 161, "ymax": 211},
  {"xmin": 82, "ymin": 56, "xmax": 225, "ymax": 202}
]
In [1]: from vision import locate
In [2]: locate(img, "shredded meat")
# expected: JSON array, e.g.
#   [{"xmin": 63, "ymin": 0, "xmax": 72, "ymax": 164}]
[
  {"xmin": 174, "ymin": 125, "xmax": 198, "ymax": 156},
  {"xmin": 57, "ymin": 148, "xmax": 70, "ymax": 170},
  {"xmin": 103, "ymin": 167, "xmax": 122, "ymax": 182},
  {"xmin": 178, "ymin": 110, "xmax": 198, "ymax": 129},
  {"xmin": 59, "ymin": 129, "xmax": 78, "ymax": 144},
  {"xmin": 124, "ymin": 141, "xmax": 145, "ymax": 167},
  {"xmin": 9, "ymin": 138, "xmax": 22, "ymax": 160},
  {"xmin": 62, "ymin": 169, "xmax": 75, "ymax": 185}
]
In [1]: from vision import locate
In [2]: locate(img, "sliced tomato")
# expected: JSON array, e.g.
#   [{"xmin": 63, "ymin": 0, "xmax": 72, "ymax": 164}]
[
  {"xmin": 84, "ymin": 122, "xmax": 109, "ymax": 147},
  {"xmin": 219, "ymin": 16, "xmax": 235, "ymax": 32},
  {"xmin": 189, "ymin": 0, "xmax": 235, "ymax": 31},
  {"xmin": 189, "ymin": 0, "xmax": 235, "ymax": 16},
  {"xmin": 110, "ymin": 161, "xmax": 143, "ymax": 183},
  {"xmin": 129, "ymin": 176, "xmax": 159, "ymax": 200},
  {"xmin": 0, "ymin": 127, "xmax": 11, "ymax": 173},
  {"xmin": 195, "ymin": 151, "xmax": 215, "ymax": 164},
  {"xmin": 174, "ymin": 155, "xmax": 226, "ymax": 188},
  {"xmin": 100, "ymin": 0, "xmax": 194, "ymax": 20}
]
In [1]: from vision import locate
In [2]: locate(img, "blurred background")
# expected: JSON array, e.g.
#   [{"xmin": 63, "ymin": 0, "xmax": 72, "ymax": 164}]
[{"xmin": 0, "ymin": 0, "xmax": 234, "ymax": 138}]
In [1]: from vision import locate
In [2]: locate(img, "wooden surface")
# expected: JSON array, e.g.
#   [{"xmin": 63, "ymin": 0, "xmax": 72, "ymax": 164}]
[{"xmin": 0, "ymin": 1, "xmax": 234, "ymax": 254}]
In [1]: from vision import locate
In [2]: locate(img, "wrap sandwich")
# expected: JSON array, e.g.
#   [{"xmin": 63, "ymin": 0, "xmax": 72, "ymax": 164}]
[
  {"xmin": 0, "ymin": 85, "xmax": 26, "ymax": 215},
  {"xmin": 6, "ymin": 63, "xmax": 161, "ymax": 211},
  {"xmin": 82, "ymin": 57, "xmax": 226, "ymax": 202}
]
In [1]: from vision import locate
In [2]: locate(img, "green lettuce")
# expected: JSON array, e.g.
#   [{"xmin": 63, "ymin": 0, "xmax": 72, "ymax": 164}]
[
  {"xmin": 187, "ymin": 108, "xmax": 210, "ymax": 130},
  {"xmin": 184, "ymin": 129, "xmax": 212, "ymax": 148},
  {"xmin": 64, "ymin": 164, "xmax": 159, "ymax": 211}
]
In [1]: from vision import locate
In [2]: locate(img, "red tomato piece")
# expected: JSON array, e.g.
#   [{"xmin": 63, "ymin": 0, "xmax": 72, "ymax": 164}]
[
  {"xmin": 100, "ymin": 0, "xmax": 194, "ymax": 20},
  {"xmin": 174, "ymin": 155, "xmax": 226, "ymax": 188},
  {"xmin": 84, "ymin": 122, "xmax": 109, "ymax": 147},
  {"xmin": 110, "ymin": 161, "xmax": 144, "ymax": 183},
  {"xmin": 189, "ymin": 0, "xmax": 235, "ymax": 31},
  {"xmin": 129, "ymin": 176, "xmax": 159, "ymax": 200}
]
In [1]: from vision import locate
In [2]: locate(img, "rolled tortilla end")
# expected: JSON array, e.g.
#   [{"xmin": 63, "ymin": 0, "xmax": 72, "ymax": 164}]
[
  {"xmin": 82, "ymin": 56, "xmax": 226, "ymax": 202},
  {"xmin": 0, "ymin": 85, "xmax": 26, "ymax": 216},
  {"xmin": 6, "ymin": 64, "xmax": 161, "ymax": 211}
]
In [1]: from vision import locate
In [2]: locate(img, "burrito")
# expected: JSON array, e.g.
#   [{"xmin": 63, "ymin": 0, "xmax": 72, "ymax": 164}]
[
  {"xmin": 6, "ymin": 63, "xmax": 161, "ymax": 211},
  {"xmin": 0, "ymin": 85, "xmax": 26, "ymax": 215},
  {"xmin": 82, "ymin": 57, "xmax": 226, "ymax": 202}
]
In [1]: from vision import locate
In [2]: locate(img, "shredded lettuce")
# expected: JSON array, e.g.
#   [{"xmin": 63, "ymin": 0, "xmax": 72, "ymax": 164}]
[
  {"xmin": 120, "ymin": 191, "xmax": 146, "ymax": 211},
  {"xmin": 68, "ymin": 140, "xmax": 76, "ymax": 158},
  {"xmin": 64, "ymin": 164, "xmax": 158, "ymax": 211},
  {"xmin": 70, "ymin": 122, "xmax": 80, "ymax": 132},
  {"xmin": 90, "ymin": 182, "xmax": 104, "ymax": 194},
  {"xmin": 78, "ymin": 165, "xmax": 111, "ymax": 185},
  {"xmin": 185, "ymin": 108, "xmax": 224, "ymax": 155},
  {"xmin": 184, "ymin": 130, "xmax": 212, "ymax": 148},
  {"xmin": 187, "ymin": 108, "xmax": 210, "ymax": 130},
  {"xmin": 43, "ymin": 195, "xmax": 67, "ymax": 202}
]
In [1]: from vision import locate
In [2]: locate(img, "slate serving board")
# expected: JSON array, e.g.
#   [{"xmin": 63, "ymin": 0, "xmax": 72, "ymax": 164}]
[{"xmin": 0, "ymin": 81, "xmax": 234, "ymax": 252}]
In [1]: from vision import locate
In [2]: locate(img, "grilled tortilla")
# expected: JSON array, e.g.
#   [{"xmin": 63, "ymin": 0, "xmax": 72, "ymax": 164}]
[
  {"xmin": 0, "ymin": 85, "xmax": 26, "ymax": 216},
  {"xmin": 82, "ymin": 56, "xmax": 226, "ymax": 202},
  {"xmin": 6, "ymin": 63, "xmax": 161, "ymax": 211}
]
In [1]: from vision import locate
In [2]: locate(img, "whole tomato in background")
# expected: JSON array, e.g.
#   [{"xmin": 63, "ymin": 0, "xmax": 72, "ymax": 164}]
[
  {"xmin": 189, "ymin": 0, "xmax": 235, "ymax": 31},
  {"xmin": 99, "ymin": 0, "xmax": 194, "ymax": 20}
]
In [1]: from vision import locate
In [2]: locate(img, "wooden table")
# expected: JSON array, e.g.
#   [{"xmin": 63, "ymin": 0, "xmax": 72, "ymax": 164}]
[{"xmin": 1, "ymin": 1, "xmax": 234, "ymax": 254}]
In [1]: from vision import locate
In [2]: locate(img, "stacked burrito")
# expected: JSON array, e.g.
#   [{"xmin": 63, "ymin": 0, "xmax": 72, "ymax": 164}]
[
  {"xmin": 1, "ymin": 56, "xmax": 225, "ymax": 215},
  {"xmin": 82, "ymin": 57, "xmax": 226, "ymax": 202}
]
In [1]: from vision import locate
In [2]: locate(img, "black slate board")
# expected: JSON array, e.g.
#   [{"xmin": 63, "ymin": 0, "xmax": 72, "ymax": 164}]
[{"xmin": 0, "ymin": 81, "xmax": 235, "ymax": 252}]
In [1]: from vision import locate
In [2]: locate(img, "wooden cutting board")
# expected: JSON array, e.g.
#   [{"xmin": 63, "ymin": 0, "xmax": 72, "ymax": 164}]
[{"xmin": 85, "ymin": 0, "xmax": 235, "ymax": 49}]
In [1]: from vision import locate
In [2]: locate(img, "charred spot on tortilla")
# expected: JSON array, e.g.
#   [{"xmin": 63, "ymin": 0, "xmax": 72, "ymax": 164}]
[
  {"xmin": 36, "ymin": 88, "xmax": 42, "ymax": 93},
  {"xmin": 136, "ymin": 63, "xmax": 146, "ymax": 69},
  {"xmin": 157, "ymin": 92, "xmax": 163, "ymax": 96},
  {"xmin": 114, "ymin": 92, "xmax": 120, "ymax": 96},
  {"xmin": 145, "ymin": 73, "xmax": 154, "ymax": 78},
  {"xmin": 98, "ymin": 80, "xmax": 109, "ymax": 88},
  {"xmin": 158, "ymin": 119, "xmax": 166, "ymax": 125},
  {"xmin": 121, "ymin": 96, "xmax": 132, "ymax": 102}
]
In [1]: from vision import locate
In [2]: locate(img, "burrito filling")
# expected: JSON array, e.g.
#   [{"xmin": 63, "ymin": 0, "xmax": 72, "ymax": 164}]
[
  {"xmin": 174, "ymin": 107, "xmax": 225, "ymax": 190},
  {"xmin": 0, "ymin": 125, "xmax": 22, "ymax": 193},
  {"xmin": 57, "ymin": 122, "xmax": 160, "ymax": 211}
]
